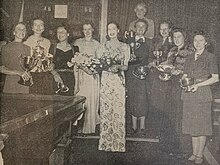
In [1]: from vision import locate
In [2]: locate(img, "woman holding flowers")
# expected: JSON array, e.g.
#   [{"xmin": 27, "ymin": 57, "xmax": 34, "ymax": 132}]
[
  {"xmin": 73, "ymin": 23, "xmax": 100, "ymax": 134},
  {"xmin": 98, "ymin": 22, "xmax": 130, "ymax": 152}
]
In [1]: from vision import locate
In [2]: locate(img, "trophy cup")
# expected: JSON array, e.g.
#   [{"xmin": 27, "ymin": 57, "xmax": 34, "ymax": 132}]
[
  {"xmin": 153, "ymin": 50, "xmax": 163, "ymax": 66},
  {"xmin": 132, "ymin": 65, "xmax": 150, "ymax": 80},
  {"xmin": 55, "ymin": 83, "xmax": 69, "ymax": 94},
  {"xmin": 18, "ymin": 55, "xmax": 38, "ymax": 86},
  {"xmin": 180, "ymin": 77, "xmax": 195, "ymax": 92}
]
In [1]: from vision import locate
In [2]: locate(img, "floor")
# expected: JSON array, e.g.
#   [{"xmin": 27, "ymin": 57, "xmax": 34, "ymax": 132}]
[{"xmin": 67, "ymin": 109, "xmax": 219, "ymax": 165}]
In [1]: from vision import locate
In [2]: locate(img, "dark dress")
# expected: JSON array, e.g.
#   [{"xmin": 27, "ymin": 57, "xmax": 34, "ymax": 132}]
[
  {"xmin": 147, "ymin": 36, "xmax": 174, "ymax": 113},
  {"xmin": 181, "ymin": 50, "xmax": 218, "ymax": 136},
  {"xmin": 126, "ymin": 37, "xmax": 152, "ymax": 117},
  {"xmin": 53, "ymin": 47, "xmax": 76, "ymax": 96}
]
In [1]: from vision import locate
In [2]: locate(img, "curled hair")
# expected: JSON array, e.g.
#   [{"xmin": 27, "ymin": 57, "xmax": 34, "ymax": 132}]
[
  {"xmin": 193, "ymin": 30, "xmax": 210, "ymax": 43},
  {"xmin": 172, "ymin": 28, "xmax": 187, "ymax": 40},
  {"xmin": 159, "ymin": 20, "xmax": 173, "ymax": 30},
  {"xmin": 134, "ymin": 19, "xmax": 149, "ymax": 30},
  {"xmin": 172, "ymin": 27, "xmax": 189, "ymax": 48},
  {"xmin": 107, "ymin": 22, "xmax": 120, "ymax": 30},
  {"xmin": 106, "ymin": 22, "xmax": 123, "ymax": 41},
  {"xmin": 193, "ymin": 30, "xmax": 213, "ymax": 52},
  {"xmin": 134, "ymin": 2, "xmax": 147, "ymax": 13},
  {"xmin": 57, "ymin": 22, "xmax": 71, "ymax": 34}
]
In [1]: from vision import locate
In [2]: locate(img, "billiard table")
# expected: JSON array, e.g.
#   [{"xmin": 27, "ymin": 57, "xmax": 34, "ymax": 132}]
[{"xmin": 0, "ymin": 93, "xmax": 86, "ymax": 165}]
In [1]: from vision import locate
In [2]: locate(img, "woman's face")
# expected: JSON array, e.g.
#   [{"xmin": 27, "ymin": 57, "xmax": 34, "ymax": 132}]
[
  {"xmin": 32, "ymin": 19, "xmax": 44, "ymax": 35},
  {"xmin": 135, "ymin": 5, "xmax": 146, "ymax": 19},
  {"xmin": 173, "ymin": 32, "xmax": 185, "ymax": 48},
  {"xmin": 107, "ymin": 23, "xmax": 119, "ymax": 39},
  {"xmin": 57, "ymin": 27, "xmax": 69, "ymax": 42},
  {"xmin": 159, "ymin": 23, "xmax": 170, "ymax": 38},
  {"xmin": 14, "ymin": 24, "xmax": 26, "ymax": 40},
  {"xmin": 135, "ymin": 22, "xmax": 147, "ymax": 36},
  {"xmin": 194, "ymin": 35, "xmax": 207, "ymax": 51},
  {"xmin": 83, "ymin": 24, "xmax": 94, "ymax": 38}
]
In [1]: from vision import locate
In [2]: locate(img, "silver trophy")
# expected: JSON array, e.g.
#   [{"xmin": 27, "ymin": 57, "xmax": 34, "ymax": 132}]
[
  {"xmin": 18, "ymin": 56, "xmax": 38, "ymax": 86},
  {"xmin": 180, "ymin": 77, "xmax": 195, "ymax": 92}
]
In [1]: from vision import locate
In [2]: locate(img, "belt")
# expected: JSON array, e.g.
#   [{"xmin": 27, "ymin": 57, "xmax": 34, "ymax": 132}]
[{"xmin": 55, "ymin": 69, "xmax": 74, "ymax": 73}]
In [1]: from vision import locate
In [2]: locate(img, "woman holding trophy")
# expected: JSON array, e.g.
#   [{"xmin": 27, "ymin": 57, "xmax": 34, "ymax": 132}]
[
  {"xmin": 0, "ymin": 22, "xmax": 31, "ymax": 93},
  {"xmin": 181, "ymin": 31, "xmax": 219, "ymax": 164},
  {"xmin": 50, "ymin": 25, "xmax": 78, "ymax": 95},
  {"xmin": 125, "ymin": 19, "xmax": 153, "ymax": 137},
  {"xmin": 146, "ymin": 21, "xmax": 174, "ymax": 124},
  {"xmin": 160, "ymin": 28, "xmax": 193, "ymax": 155}
]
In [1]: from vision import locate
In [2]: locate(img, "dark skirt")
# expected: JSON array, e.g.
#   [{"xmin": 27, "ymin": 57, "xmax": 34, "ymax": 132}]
[
  {"xmin": 182, "ymin": 100, "xmax": 212, "ymax": 136},
  {"xmin": 58, "ymin": 71, "xmax": 75, "ymax": 96},
  {"xmin": 126, "ymin": 66, "xmax": 148, "ymax": 117}
]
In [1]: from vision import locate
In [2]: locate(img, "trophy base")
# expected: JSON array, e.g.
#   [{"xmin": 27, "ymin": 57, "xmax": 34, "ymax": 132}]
[{"xmin": 18, "ymin": 77, "xmax": 33, "ymax": 86}]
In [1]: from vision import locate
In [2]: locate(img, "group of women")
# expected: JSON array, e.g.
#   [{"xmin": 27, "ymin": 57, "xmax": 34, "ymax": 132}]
[{"xmin": 0, "ymin": 11, "xmax": 219, "ymax": 164}]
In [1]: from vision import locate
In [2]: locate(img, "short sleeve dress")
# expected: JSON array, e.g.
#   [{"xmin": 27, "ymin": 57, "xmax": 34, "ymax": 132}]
[{"xmin": 181, "ymin": 50, "xmax": 218, "ymax": 136}]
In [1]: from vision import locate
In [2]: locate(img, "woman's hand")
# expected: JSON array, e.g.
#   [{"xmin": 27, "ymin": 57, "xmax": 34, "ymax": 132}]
[
  {"xmin": 189, "ymin": 84, "xmax": 199, "ymax": 92},
  {"xmin": 148, "ymin": 61, "xmax": 156, "ymax": 68},
  {"xmin": 21, "ymin": 71, "xmax": 31, "ymax": 81},
  {"xmin": 109, "ymin": 65, "xmax": 119, "ymax": 73}
]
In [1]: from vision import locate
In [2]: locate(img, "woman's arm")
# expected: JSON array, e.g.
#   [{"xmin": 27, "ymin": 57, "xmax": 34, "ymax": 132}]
[
  {"xmin": 190, "ymin": 74, "xmax": 219, "ymax": 92},
  {"xmin": 0, "ymin": 65, "xmax": 30, "ymax": 81}
]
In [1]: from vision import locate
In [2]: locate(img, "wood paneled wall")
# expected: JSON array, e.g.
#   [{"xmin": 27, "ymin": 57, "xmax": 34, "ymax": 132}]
[
  {"xmin": 108, "ymin": 0, "xmax": 220, "ymax": 55},
  {"xmin": 1, "ymin": 0, "xmax": 101, "ymax": 42}
]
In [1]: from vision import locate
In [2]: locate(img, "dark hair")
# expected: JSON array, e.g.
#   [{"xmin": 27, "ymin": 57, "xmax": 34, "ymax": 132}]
[
  {"xmin": 106, "ymin": 22, "xmax": 122, "ymax": 41},
  {"xmin": 172, "ymin": 28, "xmax": 187, "ymax": 40},
  {"xmin": 193, "ymin": 30, "xmax": 213, "ymax": 52},
  {"xmin": 134, "ymin": 19, "xmax": 149, "ymax": 30},
  {"xmin": 107, "ymin": 22, "xmax": 120, "ymax": 29},
  {"xmin": 57, "ymin": 22, "xmax": 71, "ymax": 34},
  {"xmin": 172, "ymin": 28, "xmax": 189, "ymax": 48}
]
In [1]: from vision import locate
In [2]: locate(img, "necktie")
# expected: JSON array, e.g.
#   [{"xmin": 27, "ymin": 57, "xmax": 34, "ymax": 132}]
[{"xmin": 195, "ymin": 53, "xmax": 200, "ymax": 61}]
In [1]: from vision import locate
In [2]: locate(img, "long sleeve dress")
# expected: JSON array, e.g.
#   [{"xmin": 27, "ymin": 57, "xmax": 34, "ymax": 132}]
[
  {"xmin": 74, "ymin": 38, "xmax": 100, "ymax": 134},
  {"xmin": 98, "ymin": 40, "xmax": 130, "ymax": 152}
]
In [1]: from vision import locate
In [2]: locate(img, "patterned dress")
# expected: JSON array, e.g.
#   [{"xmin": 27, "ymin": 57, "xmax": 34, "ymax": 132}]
[{"xmin": 98, "ymin": 40, "xmax": 130, "ymax": 152}]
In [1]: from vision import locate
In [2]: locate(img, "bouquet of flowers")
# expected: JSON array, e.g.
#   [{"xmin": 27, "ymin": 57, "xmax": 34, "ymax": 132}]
[{"xmin": 71, "ymin": 52, "xmax": 123, "ymax": 75}]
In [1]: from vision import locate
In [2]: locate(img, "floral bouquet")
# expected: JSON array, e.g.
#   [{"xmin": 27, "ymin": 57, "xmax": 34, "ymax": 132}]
[{"xmin": 71, "ymin": 52, "xmax": 123, "ymax": 75}]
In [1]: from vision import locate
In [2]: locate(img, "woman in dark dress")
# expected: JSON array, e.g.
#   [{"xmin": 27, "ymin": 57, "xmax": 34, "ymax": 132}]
[
  {"xmin": 147, "ymin": 21, "xmax": 173, "ymax": 114},
  {"xmin": 50, "ymin": 25, "xmax": 78, "ymax": 95},
  {"xmin": 126, "ymin": 19, "xmax": 153, "ymax": 136},
  {"xmin": 181, "ymin": 31, "xmax": 219, "ymax": 164},
  {"xmin": 161, "ymin": 28, "xmax": 193, "ymax": 154}
]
